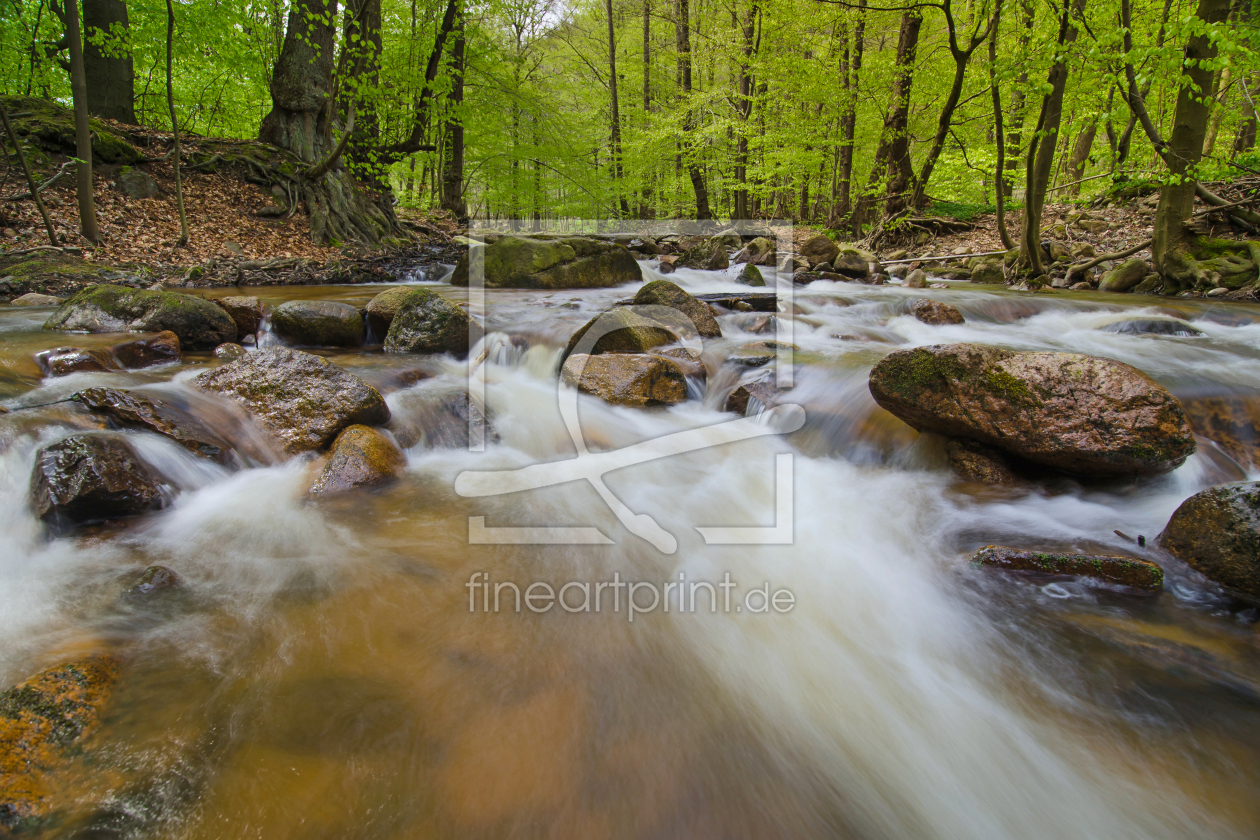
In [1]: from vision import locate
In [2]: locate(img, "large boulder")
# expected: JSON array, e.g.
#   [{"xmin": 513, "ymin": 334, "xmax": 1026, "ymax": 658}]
[
  {"xmin": 1099, "ymin": 259, "xmax": 1149, "ymax": 293},
  {"xmin": 193, "ymin": 347, "xmax": 390, "ymax": 454},
  {"xmin": 308, "ymin": 425, "xmax": 407, "ymax": 496},
  {"xmin": 970, "ymin": 261, "xmax": 1005, "ymax": 285},
  {"xmin": 116, "ymin": 166, "xmax": 159, "ymax": 199},
  {"xmin": 0, "ymin": 654, "xmax": 120, "ymax": 828},
  {"xmin": 383, "ymin": 288, "xmax": 475, "ymax": 356},
  {"xmin": 832, "ymin": 248, "xmax": 873, "ymax": 280},
  {"xmin": 733, "ymin": 237, "xmax": 776, "ymax": 266},
  {"xmin": 30, "ymin": 434, "xmax": 164, "ymax": 530},
  {"xmin": 44, "ymin": 285, "xmax": 236, "ymax": 349},
  {"xmin": 632, "ymin": 279, "xmax": 721, "ymax": 338},
  {"xmin": 561, "ymin": 307, "xmax": 679, "ymax": 362},
  {"xmin": 868, "ymin": 343, "xmax": 1196, "ymax": 476},
  {"xmin": 365, "ymin": 286, "xmax": 416, "ymax": 335},
  {"xmin": 270, "ymin": 300, "xmax": 364, "ymax": 348},
  {"xmin": 736, "ymin": 263, "xmax": 765, "ymax": 287},
  {"xmin": 798, "ymin": 235, "xmax": 840, "ymax": 266},
  {"xmin": 1159, "ymin": 482, "xmax": 1260, "ymax": 599},
  {"xmin": 562, "ymin": 353, "xmax": 687, "ymax": 407},
  {"xmin": 971, "ymin": 545, "xmax": 1164, "ymax": 590},
  {"xmin": 75, "ymin": 386, "xmax": 232, "ymax": 463},
  {"xmin": 676, "ymin": 238, "xmax": 730, "ymax": 271},
  {"xmin": 213, "ymin": 295, "xmax": 264, "ymax": 339},
  {"xmin": 450, "ymin": 235, "xmax": 641, "ymax": 289}
]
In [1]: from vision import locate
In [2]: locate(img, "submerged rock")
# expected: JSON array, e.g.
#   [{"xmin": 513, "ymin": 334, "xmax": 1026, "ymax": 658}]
[
  {"xmin": 30, "ymin": 434, "xmax": 164, "ymax": 530},
  {"xmin": 910, "ymin": 299, "xmax": 964, "ymax": 326},
  {"xmin": 971, "ymin": 545, "xmax": 1164, "ymax": 590},
  {"xmin": 724, "ymin": 376, "xmax": 780, "ymax": 414},
  {"xmin": 125, "ymin": 565, "xmax": 181, "ymax": 598},
  {"xmin": 75, "ymin": 386, "xmax": 232, "ymax": 462},
  {"xmin": 388, "ymin": 389, "xmax": 495, "ymax": 449},
  {"xmin": 383, "ymin": 288, "xmax": 474, "ymax": 356},
  {"xmin": 44, "ymin": 285, "xmax": 236, "ymax": 349},
  {"xmin": 868, "ymin": 343, "xmax": 1195, "ymax": 476},
  {"xmin": 562, "ymin": 353, "xmax": 687, "ymax": 407},
  {"xmin": 34, "ymin": 346, "xmax": 119, "ymax": 377},
  {"xmin": 213, "ymin": 295, "xmax": 264, "ymax": 339},
  {"xmin": 946, "ymin": 438, "xmax": 1018, "ymax": 485},
  {"xmin": 109, "ymin": 331, "xmax": 181, "ymax": 368},
  {"xmin": 271, "ymin": 300, "xmax": 365, "ymax": 348},
  {"xmin": 193, "ymin": 347, "xmax": 390, "ymax": 454},
  {"xmin": 309, "ymin": 425, "xmax": 406, "ymax": 496},
  {"xmin": 1098, "ymin": 317, "xmax": 1203, "ymax": 337},
  {"xmin": 632, "ymin": 279, "xmax": 722, "ymax": 338},
  {"xmin": 1159, "ymin": 482, "xmax": 1260, "ymax": 599},
  {"xmin": 1183, "ymin": 394, "xmax": 1260, "ymax": 469},
  {"xmin": 0, "ymin": 654, "xmax": 120, "ymax": 830},
  {"xmin": 450, "ymin": 235, "xmax": 641, "ymax": 289}
]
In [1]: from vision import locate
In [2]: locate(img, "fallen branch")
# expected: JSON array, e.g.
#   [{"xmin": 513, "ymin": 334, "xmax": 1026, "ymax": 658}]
[
  {"xmin": 1064, "ymin": 239, "xmax": 1151, "ymax": 285},
  {"xmin": 881, "ymin": 248, "xmax": 1008, "ymax": 266},
  {"xmin": 1, "ymin": 244, "xmax": 82, "ymax": 257},
  {"xmin": 2, "ymin": 157, "xmax": 73, "ymax": 203}
]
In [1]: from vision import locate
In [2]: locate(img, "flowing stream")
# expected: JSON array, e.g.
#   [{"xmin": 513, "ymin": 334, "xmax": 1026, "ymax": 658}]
[{"xmin": 2, "ymin": 261, "xmax": 1259, "ymax": 839}]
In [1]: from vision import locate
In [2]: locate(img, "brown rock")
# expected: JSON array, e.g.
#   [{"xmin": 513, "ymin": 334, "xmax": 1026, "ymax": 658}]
[
  {"xmin": 910, "ymin": 298, "xmax": 964, "ymax": 325},
  {"xmin": 562, "ymin": 307, "xmax": 679, "ymax": 362},
  {"xmin": 971, "ymin": 545, "xmax": 1164, "ymax": 590},
  {"xmin": 724, "ymin": 376, "xmax": 780, "ymax": 414},
  {"xmin": 213, "ymin": 295, "xmax": 264, "ymax": 339},
  {"xmin": 108, "ymin": 330, "xmax": 180, "ymax": 368},
  {"xmin": 562, "ymin": 353, "xmax": 687, "ymax": 407},
  {"xmin": 213, "ymin": 342, "xmax": 247, "ymax": 362},
  {"xmin": 309, "ymin": 425, "xmax": 406, "ymax": 496},
  {"xmin": 868, "ymin": 343, "xmax": 1196, "ymax": 476},
  {"xmin": 946, "ymin": 438, "xmax": 1018, "ymax": 484},
  {"xmin": 0, "ymin": 654, "xmax": 120, "ymax": 829},
  {"xmin": 34, "ymin": 347, "xmax": 120, "ymax": 377},
  {"xmin": 74, "ymin": 386, "xmax": 232, "ymax": 462},
  {"xmin": 904, "ymin": 269, "xmax": 928, "ymax": 289},
  {"xmin": 676, "ymin": 238, "xmax": 730, "ymax": 271},
  {"xmin": 193, "ymin": 347, "xmax": 390, "ymax": 454},
  {"xmin": 798, "ymin": 235, "xmax": 840, "ymax": 266},
  {"xmin": 125, "ymin": 565, "xmax": 181, "ymax": 597},
  {"xmin": 30, "ymin": 434, "xmax": 164, "ymax": 530},
  {"xmin": 1159, "ymin": 482, "xmax": 1260, "ymax": 600}
]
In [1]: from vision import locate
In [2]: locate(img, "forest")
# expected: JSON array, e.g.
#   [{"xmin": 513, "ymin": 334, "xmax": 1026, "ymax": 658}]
[{"xmin": 0, "ymin": 0, "xmax": 1256, "ymax": 284}]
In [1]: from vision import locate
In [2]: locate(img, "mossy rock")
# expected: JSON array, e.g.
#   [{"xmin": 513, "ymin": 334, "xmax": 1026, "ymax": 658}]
[
  {"xmin": 972, "ymin": 545, "xmax": 1163, "ymax": 589},
  {"xmin": 271, "ymin": 300, "xmax": 365, "ymax": 348},
  {"xmin": 632, "ymin": 279, "xmax": 721, "ymax": 338},
  {"xmin": 449, "ymin": 235, "xmax": 641, "ymax": 289},
  {"xmin": 45, "ymin": 284, "xmax": 236, "ymax": 349},
  {"xmin": 383, "ymin": 288, "xmax": 475, "ymax": 356},
  {"xmin": 0, "ymin": 95, "xmax": 140, "ymax": 165},
  {"xmin": 1160, "ymin": 481, "xmax": 1260, "ymax": 600},
  {"xmin": 308, "ymin": 425, "xmax": 406, "ymax": 495}
]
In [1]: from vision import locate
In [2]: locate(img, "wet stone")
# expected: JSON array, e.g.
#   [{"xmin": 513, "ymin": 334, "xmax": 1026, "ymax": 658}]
[
  {"xmin": 562, "ymin": 353, "xmax": 687, "ymax": 408},
  {"xmin": 309, "ymin": 425, "xmax": 407, "ymax": 496},
  {"xmin": 30, "ymin": 434, "xmax": 164, "ymax": 531},
  {"xmin": 75, "ymin": 386, "xmax": 233, "ymax": 463},
  {"xmin": 971, "ymin": 545, "xmax": 1164, "ymax": 590},
  {"xmin": 125, "ymin": 565, "xmax": 181, "ymax": 598},
  {"xmin": 34, "ymin": 347, "xmax": 120, "ymax": 377}
]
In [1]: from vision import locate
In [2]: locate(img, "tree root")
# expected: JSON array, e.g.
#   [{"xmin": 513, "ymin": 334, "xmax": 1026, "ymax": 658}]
[{"xmin": 1064, "ymin": 239, "xmax": 1151, "ymax": 285}]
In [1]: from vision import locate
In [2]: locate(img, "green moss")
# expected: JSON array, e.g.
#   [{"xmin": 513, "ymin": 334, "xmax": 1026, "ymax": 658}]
[
  {"xmin": 983, "ymin": 367, "xmax": 1036, "ymax": 404},
  {"xmin": 0, "ymin": 95, "xmax": 140, "ymax": 165},
  {"xmin": 1190, "ymin": 237, "xmax": 1251, "ymax": 260}
]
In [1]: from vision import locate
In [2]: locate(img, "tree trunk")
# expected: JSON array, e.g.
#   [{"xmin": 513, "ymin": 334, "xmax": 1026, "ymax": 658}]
[
  {"xmin": 1065, "ymin": 121, "xmax": 1097, "ymax": 196},
  {"xmin": 1003, "ymin": 0, "xmax": 1034, "ymax": 194},
  {"xmin": 881, "ymin": 10, "xmax": 923, "ymax": 220},
  {"xmin": 1153, "ymin": 0, "xmax": 1232, "ymax": 287},
  {"xmin": 988, "ymin": 2, "xmax": 1014, "ymax": 249},
  {"xmin": 440, "ymin": 9, "xmax": 467, "ymax": 220},
  {"xmin": 676, "ymin": 0, "xmax": 711, "ymax": 220},
  {"xmin": 1017, "ymin": 0, "xmax": 1086, "ymax": 275},
  {"xmin": 606, "ymin": 0, "xmax": 629, "ymax": 216},
  {"xmin": 344, "ymin": 0, "xmax": 382, "ymax": 178},
  {"xmin": 61, "ymin": 0, "xmax": 100, "ymax": 243},
  {"xmin": 83, "ymin": 0, "xmax": 135, "ymax": 124},
  {"xmin": 733, "ymin": 1, "xmax": 757, "ymax": 220},
  {"xmin": 640, "ymin": 0, "xmax": 653, "ymax": 216},
  {"xmin": 260, "ymin": 0, "xmax": 393, "ymax": 245},
  {"xmin": 0, "ymin": 100, "xmax": 58, "ymax": 245},
  {"xmin": 830, "ymin": 0, "xmax": 866, "ymax": 227},
  {"xmin": 1235, "ymin": 75, "xmax": 1258, "ymax": 155},
  {"xmin": 1202, "ymin": 65, "xmax": 1231, "ymax": 158},
  {"xmin": 165, "ymin": 0, "xmax": 187, "ymax": 246}
]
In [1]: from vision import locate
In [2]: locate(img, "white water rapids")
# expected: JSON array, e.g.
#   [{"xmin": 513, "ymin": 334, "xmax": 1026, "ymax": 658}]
[{"xmin": 0, "ymin": 263, "xmax": 1257, "ymax": 838}]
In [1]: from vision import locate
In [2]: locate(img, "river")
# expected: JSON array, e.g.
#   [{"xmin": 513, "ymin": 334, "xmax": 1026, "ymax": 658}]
[{"xmin": 1, "ymin": 260, "xmax": 1258, "ymax": 839}]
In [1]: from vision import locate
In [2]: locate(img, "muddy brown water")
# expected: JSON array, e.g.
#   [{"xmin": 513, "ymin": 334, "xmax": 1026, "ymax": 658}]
[{"xmin": 2, "ymin": 263, "xmax": 1260, "ymax": 839}]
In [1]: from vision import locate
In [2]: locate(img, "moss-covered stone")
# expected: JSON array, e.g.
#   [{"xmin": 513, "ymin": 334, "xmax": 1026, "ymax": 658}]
[
  {"xmin": 0, "ymin": 654, "xmax": 120, "ymax": 831},
  {"xmin": 561, "ymin": 307, "xmax": 678, "ymax": 362},
  {"xmin": 632, "ymin": 279, "xmax": 722, "ymax": 338},
  {"xmin": 0, "ymin": 95, "xmax": 140, "ymax": 165},
  {"xmin": 868, "ymin": 343, "xmax": 1195, "ymax": 476},
  {"xmin": 737, "ymin": 263, "xmax": 765, "ymax": 286},
  {"xmin": 45, "ymin": 285, "xmax": 236, "ymax": 349},
  {"xmin": 308, "ymin": 425, "xmax": 406, "ymax": 495},
  {"xmin": 270, "ymin": 300, "xmax": 365, "ymax": 348},
  {"xmin": 971, "ymin": 545, "xmax": 1164, "ymax": 589},
  {"xmin": 449, "ymin": 235, "xmax": 641, "ymax": 289},
  {"xmin": 1159, "ymin": 481, "xmax": 1260, "ymax": 600},
  {"xmin": 382, "ymin": 288, "xmax": 474, "ymax": 356}
]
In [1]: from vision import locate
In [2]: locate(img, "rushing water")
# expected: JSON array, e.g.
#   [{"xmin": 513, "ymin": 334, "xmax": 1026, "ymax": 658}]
[{"xmin": 2, "ymin": 261, "xmax": 1259, "ymax": 839}]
